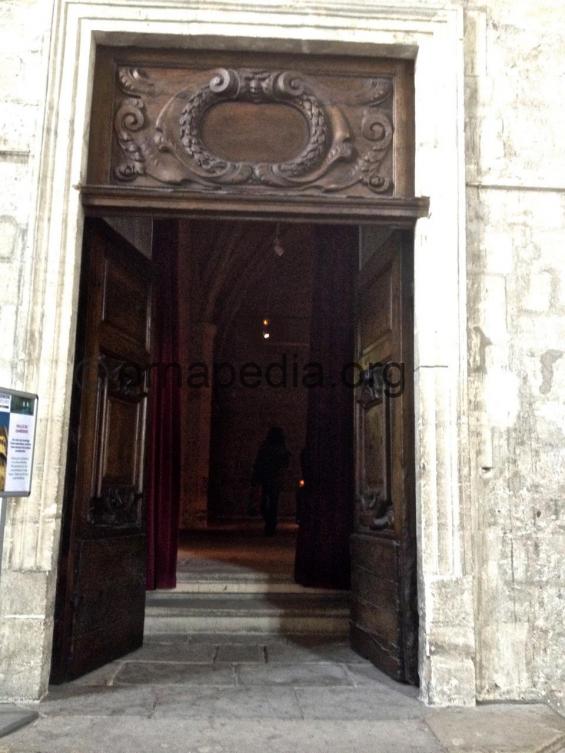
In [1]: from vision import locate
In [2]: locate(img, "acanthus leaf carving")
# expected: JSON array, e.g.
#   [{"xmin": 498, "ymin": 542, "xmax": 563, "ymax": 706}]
[{"xmin": 118, "ymin": 67, "xmax": 156, "ymax": 96}]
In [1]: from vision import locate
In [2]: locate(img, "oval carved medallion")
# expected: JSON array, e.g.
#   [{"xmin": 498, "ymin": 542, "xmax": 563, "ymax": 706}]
[
  {"xmin": 201, "ymin": 101, "xmax": 309, "ymax": 164},
  {"xmin": 179, "ymin": 68, "xmax": 329, "ymax": 186}
]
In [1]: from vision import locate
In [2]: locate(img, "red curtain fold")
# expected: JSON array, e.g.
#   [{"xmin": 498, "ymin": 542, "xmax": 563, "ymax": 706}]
[
  {"xmin": 294, "ymin": 225, "xmax": 357, "ymax": 590},
  {"xmin": 146, "ymin": 221, "xmax": 181, "ymax": 590}
]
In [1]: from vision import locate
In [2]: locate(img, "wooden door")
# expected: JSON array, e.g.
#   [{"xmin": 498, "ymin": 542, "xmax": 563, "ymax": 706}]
[
  {"xmin": 51, "ymin": 219, "xmax": 152, "ymax": 682},
  {"xmin": 350, "ymin": 228, "xmax": 418, "ymax": 684}
]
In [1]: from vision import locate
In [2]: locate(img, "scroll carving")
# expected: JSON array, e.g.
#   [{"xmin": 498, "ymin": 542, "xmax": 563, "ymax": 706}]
[
  {"xmin": 114, "ymin": 98, "xmax": 146, "ymax": 181},
  {"xmin": 112, "ymin": 66, "xmax": 395, "ymax": 197}
]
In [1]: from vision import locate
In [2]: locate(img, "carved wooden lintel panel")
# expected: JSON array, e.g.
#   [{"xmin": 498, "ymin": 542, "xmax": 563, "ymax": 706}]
[
  {"xmin": 113, "ymin": 66, "xmax": 394, "ymax": 196},
  {"xmin": 88, "ymin": 48, "xmax": 415, "ymax": 209}
]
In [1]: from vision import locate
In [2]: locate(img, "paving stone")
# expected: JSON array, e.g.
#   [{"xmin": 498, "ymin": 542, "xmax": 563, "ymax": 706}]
[
  {"xmin": 295, "ymin": 687, "xmax": 424, "ymax": 720},
  {"xmin": 345, "ymin": 663, "xmax": 420, "ymax": 698},
  {"xmin": 265, "ymin": 637, "xmax": 366, "ymax": 664},
  {"xmin": 236, "ymin": 661, "xmax": 352, "ymax": 687},
  {"xmin": 425, "ymin": 703, "xmax": 565, "ymax": 753},
  {"xmin": 67, "ymin": 663, "xmax": 122, "ymax": 687},
  {"xmin": 152, "ymin": 686, "xmax": 302, "ymax": 719},
  {"xmin": 0, "ymin": 707, "xmax": 38, "ymax": 740},
  {"xmin": 215, "ymin": 643, "xmax": 265, "ymax": 663},
  {"xmin": 114, "ymin": 661, "xmax": 235, "ymax": 686},
  {"xmin": 40, "ymin": 687, "xmax": 156, "ymax": 717},
  {"xmin": 124, "ymin": 643, "xmax": 216, "ymax": 663},
  {"xmin": 0, "ymin": 717, "xmax": 446, "ymax": 753}
]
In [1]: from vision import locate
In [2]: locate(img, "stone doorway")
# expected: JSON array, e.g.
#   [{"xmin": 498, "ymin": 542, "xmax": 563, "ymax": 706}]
[
  {"xmin": 0, "ymin": 9, "xmax": 476, "ymax": 707},
  {"xmin": 51, "ymin": 213, "xmax": 417, "ymax": 687}
]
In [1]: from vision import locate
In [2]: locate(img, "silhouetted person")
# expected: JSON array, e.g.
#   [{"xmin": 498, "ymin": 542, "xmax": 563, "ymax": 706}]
[{"xmin": 252, "ymin": 427, "xmax": 290, "ymax": 536}]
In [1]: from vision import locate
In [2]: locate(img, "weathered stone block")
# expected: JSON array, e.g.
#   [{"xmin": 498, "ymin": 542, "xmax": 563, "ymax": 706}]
[
  {"xmin": 0, "ymin": 617, "xmax": 49, "ymax": 702},
  {"xmin": 0, "ymin": 571, "xmax": 49, "ymax": 618}
]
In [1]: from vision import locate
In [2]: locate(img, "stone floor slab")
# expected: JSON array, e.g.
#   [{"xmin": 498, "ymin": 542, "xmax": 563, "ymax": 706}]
[
  {"xmin": 67, "ymin": 662, "xmax": 122, "ymax": 687},
  {"xmin": 0, "ymin": 717, "xmax": 445, "ymax": 753},
  {"xmin": 124, "ymin": 642, "xmax": 216, "ymax": 663},
  {"xmin": 425, "ymin": 704, "xmax": 565, "ymax": 753},
  {"xmin": 40, "ymin": 686, "xmax": 156, "ymax": 717},
  {"xmin": 114, "ymin": 661, "xmax": 235, "ymax": 686},
  {"xmin": 152, "ymin": 685, "xmax": 302, "ymax": 719},
  {"xmin": 346, "ymin": 663, "xmax": 420, "ymax": 698},
  {"xmin": 0, "ymin": 708, "xmax": 38, "ymax": 740},
  {"xmin": 265, "ymin": 637, "xmax": 366, "ymax": 664},
  {"xmin": 215, "ymin": 643, "xmax": 265, "ymax": 663},
  {"xmin": 236, "ymin": 661, "xmax": 352, "ymax": 687},
  {"xmin": 295, "ymin": 686, "xmax": 424, "ymax": 720}
]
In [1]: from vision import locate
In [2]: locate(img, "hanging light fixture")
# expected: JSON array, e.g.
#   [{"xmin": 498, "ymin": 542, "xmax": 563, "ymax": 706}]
[
  {"xmin": 261, "ymin": 224, "xmax": 284, "ymax": 340},
  {"xmin": 273, "ymin": 223, "xmax": 285, "ymax": 257}
]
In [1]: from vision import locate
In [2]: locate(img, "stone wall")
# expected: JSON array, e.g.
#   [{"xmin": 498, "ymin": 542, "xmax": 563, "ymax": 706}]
[
  {"xmin": 0, "ymin": 0, "xmax": 54, "ymax": 700},
  {"xmin": 0, "ymin": 0, "xmax": 562, "ymax": 710},
  {"xmin": 465, "ymin": 1, "xmax": 565, "ymax": 713}
]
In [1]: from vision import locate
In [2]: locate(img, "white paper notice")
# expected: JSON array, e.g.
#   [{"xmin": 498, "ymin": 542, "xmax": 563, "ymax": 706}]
[{"xmin": 0, "ymin": 390, "xmax": 37, "ymax": 496}]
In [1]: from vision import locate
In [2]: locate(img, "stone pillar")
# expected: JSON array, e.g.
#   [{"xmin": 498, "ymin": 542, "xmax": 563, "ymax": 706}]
[{"xmin": 180, "ymin": 322, "xmax": 217, "ymax": 530}]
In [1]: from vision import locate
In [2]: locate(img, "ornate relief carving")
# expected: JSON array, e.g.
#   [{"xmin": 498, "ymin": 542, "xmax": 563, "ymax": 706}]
[
  {"xmin": 118, "ymin": 67, "xmax": 155, "ymax": 95},
  {"xmin": 104, "ymin": 358, "xmax": 147, "ymax": 399},
  {"xmin": 89, "ymin": 485, "xmax": 143, "ymax": 529},
  {"xmin": 88, "ymin": 356, "xmax": 146, "ymax": 530},
  {"xmin": 112, "ymin": 66, "xmax": 395, "ymax": 196},
  {"xmin": 114, "ymin": 98, "xmax": 146, "ymax": 181},
  {"xmin": 179, "ymin": 68, "xmax": 329, "ymax": 186},
  {"xmin": 358, "ymin": 488, "xmax": 395, "ymax": 531},
  {"xmin": 358, "ymin": 363, "xmax": 386, "ymax": 408},
  {"xmin": 357, "ymin": 364, "xmax": 394, "ymax": 532}
]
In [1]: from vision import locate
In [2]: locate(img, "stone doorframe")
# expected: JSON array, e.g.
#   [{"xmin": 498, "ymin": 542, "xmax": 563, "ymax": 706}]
[{"xmin": 0, "ymin": 0, "xmax": 473, "ymax": 705}]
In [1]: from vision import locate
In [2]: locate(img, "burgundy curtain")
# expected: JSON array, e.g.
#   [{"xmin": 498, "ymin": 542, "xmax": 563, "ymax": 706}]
[
  {"xmin": 294, "ymin": 225, "xmax": 357, "ymax": 590},
  {"xmin": 146, "ymin": 221, "xmax": 181, "ymax": 590}
]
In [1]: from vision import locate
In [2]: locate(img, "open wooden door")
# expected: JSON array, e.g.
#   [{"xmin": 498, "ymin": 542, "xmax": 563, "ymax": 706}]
[
  {"xmin": 350, "ymin": 228, "xmax": 418, "ymax": 684},
  {"xmin": 51, "ymin": 218, "xmax": 152, "ymax": 682}
]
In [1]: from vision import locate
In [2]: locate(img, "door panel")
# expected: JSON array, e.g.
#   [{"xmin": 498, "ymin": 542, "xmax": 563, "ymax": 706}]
[
  {"xmin": 350, "ymin": 228, "xmax": 417, "ymax": 684},
  {"xmin": 51, "ymin": 218, "xmax": 152, "ymax": 683}
]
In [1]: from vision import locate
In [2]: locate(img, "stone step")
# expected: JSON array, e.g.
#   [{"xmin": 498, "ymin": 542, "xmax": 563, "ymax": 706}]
[
  {"xmin": 174, "ymin": 577, "xmax": 348, "ymax": 596},
  {"xmin": 145, "ymin": 592, "xmax": 351, "ymax": 636}
]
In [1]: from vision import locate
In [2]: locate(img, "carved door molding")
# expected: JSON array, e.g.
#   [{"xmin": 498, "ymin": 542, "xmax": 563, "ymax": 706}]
[
  {"xmin": 84, "ymin": 48, "xmax": 425, "ymax": 220},
  {"xmin": 350, "ymin": 229, "xmax": 417, "ymax": 683},
  {"xmin": 51, "ymin": 219, "xmax": 152, "ymax": 682}
]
